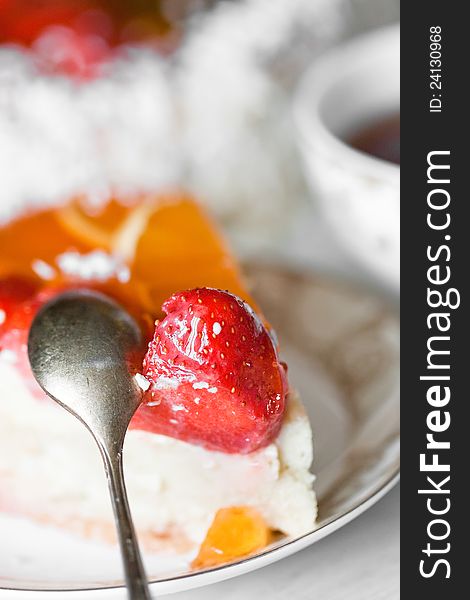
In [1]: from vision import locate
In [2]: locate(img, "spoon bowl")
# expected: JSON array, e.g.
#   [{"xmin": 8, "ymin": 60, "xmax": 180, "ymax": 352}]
[{"xmin": 28, "ymin": 290, "xmax": 143, "ymax": 445}]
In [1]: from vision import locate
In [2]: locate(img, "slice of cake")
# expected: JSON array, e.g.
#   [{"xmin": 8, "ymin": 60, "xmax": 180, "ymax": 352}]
[{"xmin": 0, "ymin": 195, "xmax": 316, "ymax": 566}]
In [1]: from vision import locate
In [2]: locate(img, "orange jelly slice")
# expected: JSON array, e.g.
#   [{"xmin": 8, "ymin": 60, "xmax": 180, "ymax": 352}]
[
  {"xmin": 0, "ymin": 193, "xmax": 253, "ymax": 327},
  {"xmin": 56, "ymin": 199, "xmax": 134, "ymax": 251},
  {"xmin": 192, "ymin": 507, "xmax": 273, "ymax": 569},
  {"xmin": 131, "ymin": 195, "xmax": 250, "ymax": 315}
]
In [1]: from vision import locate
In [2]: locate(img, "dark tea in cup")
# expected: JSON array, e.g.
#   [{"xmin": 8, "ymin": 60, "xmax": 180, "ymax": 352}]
[{"xmin": 347, "ymin": 113, "xmax": 400, "ymax": 165}]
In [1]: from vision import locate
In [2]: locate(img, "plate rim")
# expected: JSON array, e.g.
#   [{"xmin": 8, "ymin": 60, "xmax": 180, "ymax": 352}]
[{"xmin": 0, "ymin": 471, "xmax": 399, "ymax": 597}]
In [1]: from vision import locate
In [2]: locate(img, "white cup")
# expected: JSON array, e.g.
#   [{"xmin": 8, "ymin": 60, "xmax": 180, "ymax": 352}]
[{"xmin": 294, "ymin": 24, "xmax": 399, "ymax": 291}]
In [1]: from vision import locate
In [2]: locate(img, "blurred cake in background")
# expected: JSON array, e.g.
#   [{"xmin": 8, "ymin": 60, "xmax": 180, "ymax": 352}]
[{"xmin": 0, "ymin": 0, "xmax": 399, "ymax": 248}]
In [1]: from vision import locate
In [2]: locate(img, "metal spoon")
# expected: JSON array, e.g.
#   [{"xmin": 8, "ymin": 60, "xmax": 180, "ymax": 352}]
[{"xmin": 28, "ymin": 290, "xmax": 151, "ymax": 600}]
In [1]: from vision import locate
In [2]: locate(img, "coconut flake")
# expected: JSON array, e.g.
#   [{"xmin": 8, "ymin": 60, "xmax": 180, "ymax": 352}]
[
  {"xmin": 146, "ymin": 398, "xmax": 162, "ymax": 407},
  {"xmin": 154, "ymin": 376, "xmax": 179, "ymax": 390},
  {"xmin": 193, "ymin": 381, "xmax": 209, "ymax": 390},
  {"xmin": 32, "ymin": 259, "xmax": 56, "ymax": 281},
  {"xmin": 134, "ymin": 373, "xmax": 151, "ymax": 392},
  {"xmin": 56, "ymin": 250, "xmax": 130, "ymax": 283}
]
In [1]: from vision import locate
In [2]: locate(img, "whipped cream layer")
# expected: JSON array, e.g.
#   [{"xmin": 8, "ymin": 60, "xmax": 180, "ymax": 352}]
[{"xmin": 0, "ymin": 356, "xmax": 316, "ymax": 552}]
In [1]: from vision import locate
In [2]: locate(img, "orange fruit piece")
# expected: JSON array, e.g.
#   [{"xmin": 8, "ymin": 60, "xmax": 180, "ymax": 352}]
[
  {"xmin": 56, "ymin": 199, "xmax": 137, "ymax": 255},
  {"xmin": 192, "ymin": 506, "xmax": 272, "ymax": 569},
  {"xmin": 0, "ymin": 193, "xmax": 258, "ymax": 324},
  {"xmin": 130, "ymin": 194, "xmax": 253, "ymax": 316},
  {"xmin": 0, "ymin": 209, "xmax": 89, "ymax": 280}
]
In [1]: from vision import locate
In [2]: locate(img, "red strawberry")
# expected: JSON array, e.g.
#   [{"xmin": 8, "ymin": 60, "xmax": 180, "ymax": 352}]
[
  {"xmin": 131, "ymin": 288, "xmax": 288, "ymax": 454},
  {"xmin": 33, "ymin": 25, "xmax": 112, "ymax": 79},
  {"xmin": 0, "ymin": 277, "xmax": 39, "ymax": 333},
  {"xmin": 0, "ymin": 277, "xmax": 43, "ymax": 394},
  {"xmin": 0, "ymin": 278, "xmax": 70, "ymax": 397}
]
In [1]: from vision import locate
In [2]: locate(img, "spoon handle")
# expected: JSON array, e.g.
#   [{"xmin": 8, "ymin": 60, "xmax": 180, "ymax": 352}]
[{"xmin": 101, "ymin": 446, "xmax": 152, "ymax": 600}]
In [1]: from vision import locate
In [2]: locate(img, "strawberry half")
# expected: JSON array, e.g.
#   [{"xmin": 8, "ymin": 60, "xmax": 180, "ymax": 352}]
[
  {"xmin": 131, "ymin": 288, "xmax": 288, "ymax": 454},
  {"xmin": 0, "ymin": 277, "xmax": 39, "ymax": 332},
  {"xmin": 0, "ymin": 277, "xmax": 48, "ymax": 396}
]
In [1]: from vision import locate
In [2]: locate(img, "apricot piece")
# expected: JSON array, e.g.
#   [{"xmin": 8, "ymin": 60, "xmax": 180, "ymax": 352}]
[
  {"xmin": 131, "ymin": 195, "xmax": 250, "ymax": 315},
  {"xmin": 192, "ymin": 507, "xmax": 272, "ymax": 569}
]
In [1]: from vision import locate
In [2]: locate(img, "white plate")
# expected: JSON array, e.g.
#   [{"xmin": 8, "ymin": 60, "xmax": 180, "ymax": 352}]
[{"xmin": 0, "ymin": 263, "xmax": 400, "ymax": 598}]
